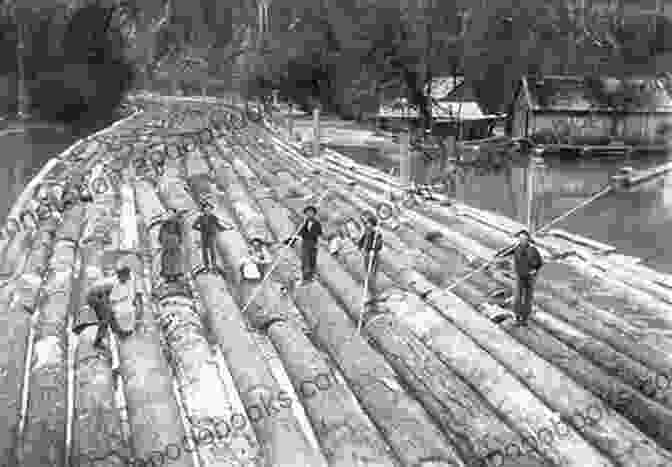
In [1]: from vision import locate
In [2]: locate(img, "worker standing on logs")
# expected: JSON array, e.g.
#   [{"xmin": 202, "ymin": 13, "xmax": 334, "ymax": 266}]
[
  {"xmin": 496, "ymin": 230, "xmax": 543, "ymax": 326},
  {"xmin": 295, "ymin": 205, "xmax": 323, "ymax": 284},
  {"xmin": 158, "ymin": 209, "xmax": 184, "ymax": 282},
  {"xmin": 192, "ymin": 201, "xmax": 231, "ymax": 274},
  {"xmin": 358, "ymin": 213, "xmax": 383, "ymax": 303}
]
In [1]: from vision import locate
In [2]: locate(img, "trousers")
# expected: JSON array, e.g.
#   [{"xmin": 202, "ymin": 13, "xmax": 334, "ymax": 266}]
[
  {"xmin": 93, "ymin": 303, "xmax": 128, "ymax": 348},
  {"xmin": 201, "ymin": 237, "xmax": 218, "ymax": 269},
  {"xmin": 301, "ymin": 242, "xmax": 318, "ymax": 280},
  {"xmin": 514, "ymin": 276, "xmax": 535, "ymax": 321},
  {"xmin": 363, "ymin": 252, "xmax": 379, "ymax": 298}
]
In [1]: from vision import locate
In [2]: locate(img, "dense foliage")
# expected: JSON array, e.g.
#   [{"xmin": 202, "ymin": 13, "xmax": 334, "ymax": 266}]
[{"xmin": 1, "ymin": 0, "xmax": 671, "ymax": 127}]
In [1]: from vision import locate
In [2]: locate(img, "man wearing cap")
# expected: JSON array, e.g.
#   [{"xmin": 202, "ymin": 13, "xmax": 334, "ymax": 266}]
[
  {"xmin": 192, "ymin": 202, "xmax": 232, "ymax": 273},
  {"xmin": 296, "ymin": 205, "xmax": 322, "ymax": 284},
  {"xmin": 497, "ymin": 230, "xmax": 543, "ymax": 326}
]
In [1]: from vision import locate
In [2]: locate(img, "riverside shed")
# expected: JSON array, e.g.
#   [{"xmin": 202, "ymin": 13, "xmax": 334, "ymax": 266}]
[{"xmin": 508, "ymin": 75, "xmax": 672, "ymax": 146}]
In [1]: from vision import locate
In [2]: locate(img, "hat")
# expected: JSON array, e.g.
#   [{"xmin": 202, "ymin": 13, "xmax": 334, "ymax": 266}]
[
  {"xmin": 303, "ymin": 205, "xmax": 317, "ymax": 215},
  {"xmin": 516, "ymin": 229, "xmax": 531, "ymax": 237}
]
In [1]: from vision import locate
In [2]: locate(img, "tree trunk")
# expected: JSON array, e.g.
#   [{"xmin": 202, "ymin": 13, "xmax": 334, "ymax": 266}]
[
  {"xmin": 17, "ymin": 205, "xmax": 85, "ymax": 466},
  {"xmin": 133, "ymin": 179, "xmax": 264, "ymax": 466},
  {"xmin": 156, "ymin": 171, "xmax": 327, "ymax": 467},
  {"xmin": 211, "ymin": 142, "xmax": 466, "ymax": 466},
  {"xmin": 187, "ymin": 167, "xmax": 399, "ymax": 467},
  {"xmin": 72, "ymin": 190, "xmax": 128, "ymax": 466},
  {"xmin": 113, "ymin": 183, "xmax": 193, "ymax": 467},
  {"xmin": 213, "ymin": 133, "xmax": 613, "ymax": 467},
  {"xmin": 0, "ymin": 221, "xmax": 56, "ymax": 466},
  {"xmin": 239, "ymin": 126, "xmax": 672, "ymax": 467},
  {"xmin": 223, "ymin": 148, "xmax": 557, "ymax": 466}
]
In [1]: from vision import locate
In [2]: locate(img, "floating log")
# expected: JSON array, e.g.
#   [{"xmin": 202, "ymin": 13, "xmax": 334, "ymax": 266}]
[
  {"xmin": 452, "ymin": 276, "xmax": 672, "ymax": 452},
  {"xmin": 157, "ymin": 174, "xmax": 328, "ymax": 467},
  {"xmin": 136, "ymin": 178, "xmax": 263, "ymax": 467},
  {"xmin": 114, "ymin": 182, "xmax": 193, "ymax": 467},
  {"xmin": 17, "ymin": 205, "xmax": 85, "ymax": 466},
  {"xmin": 225, "ymin": 139, "xmax": 618, "ymax": 467},
  {"xmin": 188, "ymin": 172, "xmax": 399, "ymax": 467},
  {"xmin": 233, "ymin": 129, "xmax": 672, "ymax": 467},
  {"xmin": 0, "ymin": 221, "xmax": 59, "ymax": 466},
  {"xmin": 249, "ymin": 171, "xmax": 555, "ymax": 466},
  {"xmin": 215, "ymin": 148, "xmax": 466, "ymax": 467},
  {"xmin": 73, "ymin": 205, "xmax": 128, "ymax": 467}
]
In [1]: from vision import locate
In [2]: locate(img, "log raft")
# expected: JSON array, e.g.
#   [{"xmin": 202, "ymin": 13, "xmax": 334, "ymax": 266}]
[{"xmin": 2, "ymin": 96, "xmax": 672, "ymax": 467}]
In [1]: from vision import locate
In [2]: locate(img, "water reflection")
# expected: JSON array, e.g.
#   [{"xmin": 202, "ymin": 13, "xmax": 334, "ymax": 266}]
[
  {"xmin": 0, "ymin": 123, "xmax": 77, "ymax": 222},
  {"xmin": 329, "ymin": 143, "xmax": 672, "ymax": 272}
]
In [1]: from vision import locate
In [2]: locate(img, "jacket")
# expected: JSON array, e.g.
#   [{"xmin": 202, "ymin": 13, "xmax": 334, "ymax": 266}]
[
  {"xmin": 298, "ymin": 219, "xmax": 323, "ymax": 246},
  {"xmin": 358, "ymin": 228, "xmax": 383, "ymax": 253},
  {"xmin": 506, "ymin": 244, "xmax": 543, "ymax": 278},
  {"xmin": 193, "ymin": 213, "xmax": 226, "ymax": 238}
]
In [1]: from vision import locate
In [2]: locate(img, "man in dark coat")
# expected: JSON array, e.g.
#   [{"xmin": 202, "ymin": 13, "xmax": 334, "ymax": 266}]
[
  {"xmin": 192, "ymin": 202, "xmax": 230, "ymax": 272},
  {"xmin": 158, "ymin": 209, "xmax": 183, "ymax": 281},
  {"xmin": 497, "ymin": 229, "xmax": 543, "ymax": 326},
  {"xmin": 296, "ymin": 205, "xmax": 322, "ymax": 284},
  {"xmin": 357, "ymin": 213, "xmax": 383, "ymax": 302}
]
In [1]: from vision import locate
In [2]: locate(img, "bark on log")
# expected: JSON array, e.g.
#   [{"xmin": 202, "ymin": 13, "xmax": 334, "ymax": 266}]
[
  {"xmin": 221, "ymin": 141, "xmax": 605, "ymax": 467},
  {"xmin": 0, "ymin": 222, "xmax": 58, "ymax": 466},
  {"xmin": 185, "ymin": 171, "xmax": 401, "ymax": 467},
  {"xmin": 157, "ymin": 175, "xmax": 328, "ymax": 467},
  {"xmin": 207, "ymin": 144, "xmax": 466, "ymax": 466},
  {"xmin": 470, "ymin": 267, "xmax": 672, "ymax": 411},
  {"xmin": 72, "ymin": 185, "xmax": 128, "ymax": 467},
  {"xmin": 18, "ymin": 205, "xmax": 85, "ymax": 467},
  {"xmin": 223, "ymin": 128, "xmax": 672, "ymax": 466},
  {"xmin": 136, "ymin": 178, "xmax": 264, "ymax": 467},
  {"xmin": 114, "ymin": 182, "xmax": 193, "ymax": 467},
  {"xmin": 0, "ymin": 230, "xmax": 34, "ymax": 277},
  {"xmin": 251, "ymin": 184, "xmax": 555, "ymax": 465},
  {"xmin": 436, "ymin": 210, "xmax": 672, "ymax": 328},
  {"xmin": 264, "ymin": 138, "xmax": 672, "ymax": 364},
  {"xmin": 224, "ymin": 141, "xmax": 622, "ymax": 467},
  {"xmin": 453, "ymin": 277, "xmax": 672, "ymax": 452}
]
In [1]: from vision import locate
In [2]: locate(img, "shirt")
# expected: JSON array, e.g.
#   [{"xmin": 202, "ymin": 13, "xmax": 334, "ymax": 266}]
[
  {"xmin": 504, "ymin": 244, "xmax": 543, "ymax": 278},
  {"xmin": 358, "ymin": 228, "xmax": 383, "ymax": 253},
  {"xmin": 298, "ymin": 219, "xmax": 323, "ymax": 245}
]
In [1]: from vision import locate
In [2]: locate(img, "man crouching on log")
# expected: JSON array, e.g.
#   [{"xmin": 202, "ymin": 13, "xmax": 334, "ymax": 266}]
[
  {"xmin": 74, "ymin": 265, "xmax": 136, "ymax": 352},
  {"xmin": 497, "ymin": 230, "xmax": 543, "ymax": 326}
]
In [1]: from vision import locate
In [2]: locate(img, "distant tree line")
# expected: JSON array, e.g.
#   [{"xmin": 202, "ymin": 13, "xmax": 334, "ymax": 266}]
[{"xmin": 3, "ymin": 0, "xmax": 670, "ymax": 130}]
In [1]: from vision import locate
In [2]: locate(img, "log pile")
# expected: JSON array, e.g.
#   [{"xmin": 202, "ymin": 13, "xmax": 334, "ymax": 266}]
[{"xmin": 2, "ymin": 96, "xmax": 672, "ymax": 467}]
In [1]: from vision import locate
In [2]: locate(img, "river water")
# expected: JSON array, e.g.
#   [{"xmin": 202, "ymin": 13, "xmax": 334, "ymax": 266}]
[
  {"xmin": 4, "ymin": 117, "xmax": 672, "ymax": 274},
  {"xmin": 0, "ymin": 122, "xmax": 79, "ymax": 221},
  {"xmin": 328, "ymin": 143, "xmax": 672, "ymax": 274}
]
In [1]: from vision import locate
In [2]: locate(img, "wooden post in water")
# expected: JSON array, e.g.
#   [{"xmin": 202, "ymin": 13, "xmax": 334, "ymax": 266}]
[
  {"xmin": 313, "ymin": 107, "xmax": 321, "ymax": 158},
  {"xmin": 288, "ymin": 103, "xmax": 294, "ymax": 139},
  {"xmin": 400, "ymin": 131, "xmax": 411, "ymax": 185},
  {"xmin": 526, "ymin": 155, "xmax": 536, "ymax": 232}
]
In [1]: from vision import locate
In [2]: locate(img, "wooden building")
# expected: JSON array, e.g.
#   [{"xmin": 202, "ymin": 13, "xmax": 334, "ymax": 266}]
[
  {"xmin": 377, "ymin": 76, "xmax": 503, "ymax": 140},
  {"xmin": 508, "ymin": 75, "xmax": 672, "ymax": 146}
]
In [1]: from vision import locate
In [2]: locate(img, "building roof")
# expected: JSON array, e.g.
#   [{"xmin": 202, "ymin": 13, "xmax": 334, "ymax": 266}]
[
  {"xmin": 520, "ymin": 75, "xmax": 672, "ymax": 113},
  {"xmin": 426, "ymin": 76, "xmax": 465, "ymax": 100},
  {"xmin": 379, "ymin": 75, "xmax": 500, "ymax": 120},
  {"xmin": 378, "ymin": 98, "xmax": 500, "ymax": 120}
]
